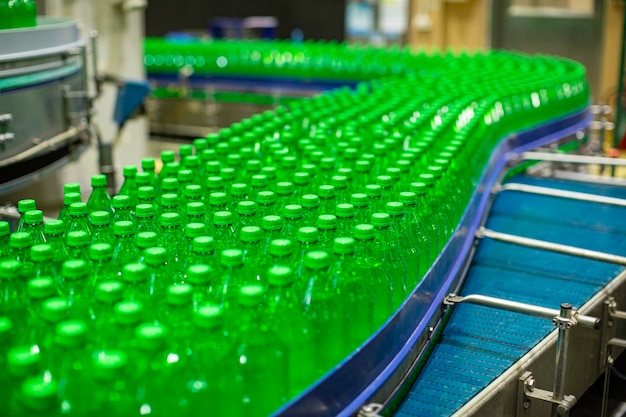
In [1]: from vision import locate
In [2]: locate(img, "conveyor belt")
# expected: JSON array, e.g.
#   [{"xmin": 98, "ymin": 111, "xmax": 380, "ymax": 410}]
[{"xmin": 393, "ymin": 175, "xmax": 626, "ymax": 417}]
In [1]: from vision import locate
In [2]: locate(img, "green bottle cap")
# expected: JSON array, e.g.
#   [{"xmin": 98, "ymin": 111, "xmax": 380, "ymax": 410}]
[
  {"xmin": 301, "ymin": 194, "xmax": 320, "ymax": 208},
  {"xmin": 93, "ymin": 350, "xmax": 127, "ymax": 380},
  {"xmin": 184, "ymin": 222, "xmax": 208, "ymax": 239},
  {"xmin": 193, "ymin": 236, "xmax": 214, "ymax": 253},
  {"xmin": 179, "ymin": 144, "xmax": 193, "ymax": 158},
  {"xmin": 20, "ymin": 376, "xmax": 58, "ymax": 411},
  {"xmin": 333, "ymin": 237, "xmax": 356, "ymax": 255},
  {"xmin": 44, "ymin": 220, "xmax": 64, "ymax": 235},
  {"xmin": 161, "ymin": 193, "xmax": 180, "ymax": 208},
  {"xmin": 184, "ymin": 184, "xmax": 203, "ymax": 198},
  {"xmin": 144, "ymin": 247, "xmax": 167, "ymax": 265},
  {"xmin": 220, "ymin": 248, "xmax": 244, "ymax": 267},
  {"xmin": 90, "ymin": 243, "xmax": 113, "ymax": 261},
  {"xmin": 27, "ymin": 277, "xmax": 56, "ymax": 299},
  {"xmin": 9, "ymin": 231, "xmax": 31, "ymax": 249},
  {"xmin": 135, "ymin": 323, "xmax": 167, "ymax": 350},
  {"xmin": 90, "ymin": 211, "xmax": 111, "ymax": 226},
  {"xmin": 350, "ymin": 193, "xmax": 369, "ymax": 207},
  {"xmin": 0, "ymin": 221, "xmax": 9, "ymax": 237},
  {"xmin": 193, "ymin": 303, "xmax": 222, "ymax": 328},
  {"xmin": 66, "ymin": 231, "xmax": 89, "ymax": 247},
  {"xmin": 262, "ymin": 215, "xmax": 283, "ymax": 231},
  {"xmin": 161, "ymin": 150, "xmax": 175, "ymax": 164},
  {"xmin": 331, "ymin": 176, "xmax": 348, "ymax": 189},
  {"xmin": 236, "ymin": 201, "xmax": 256, "ymax": 215},
  {"xmin": 240, "ymin": 226, "xmax": 263, "ymax": 243},
  {"xmin": 376, "ymin": 175, "xmax": 394, "ymax": 188},
  {"xmin": 61, "ymin": 259, "xmax": 88, "ymax": 279},
  {"xmin": 64, "ymin": 183, "xmax": 81, "ymax": 195},
  {"xmin": 194, "ymin": 138, "xmax": 208, "ymax": 151},
  {"xmin": 365, "ymin": 184, "xmax": 382, "ymax": 197},
  {"xmin": 256, "ymin": 190, "xmax": 276, "ymax": 204},
  {"xmin": 283, "ymin": 204, "xmax": 303, "ymax": 219},
  {"xmin": 0, "ymin": 316, "xmax": 12, "ymax": 340},
  {"xmin": 112, "ymin": 195, "xmax": 131, "ymax": 209},
  {"xmin": 114, "ymin": 301, "xmax": 143, "ymax": 325},
  {"xmin": 69, "ymin": 202, "xmax": 88, "ymax": 216},
  {"xmin": 336, "ymin": 203, "xmax": 355, "ymax": 218},
  {"xmin": 293, "ymin": 172, "xmax": 310, "ymax": 185},
  {"xmin": 213, "ymin": 211, "xmax": 234, "ymax": 226},
  {"xmin": 304, "ymin": 250, "xmax": 331, "ymax": 269},
  {"xmin": 186, "ymin": 264, "xmax": 212, "ymax": 285},
  {"xmin": 386, "ymin": 167, "xmax": 402, "ymax": 179},
  {"xmin": 269, "ymin": 238, "xmax": 294, "ymax": 257},
  {"xmin": 251, "ymin": 174, "xmax": 268, "ymax": 188},
  {"xmin": 238, "ymin": 284, "xmax": 265, "ymax": 306},
  {"xmin": 318, "ymin": 185, "xmax": 336, "ymax": 198},
  {"xmin": 230, "ymin": 183, "xmax": 249, "ymax": 197},
  {"xmin": 267, "ymin": 265, "xmax": 296, "ymax": 286},
  {"xmin": 227, "ymin": 153, "xmax": 242, "ymax": 167},
  {"xmin": 24, "ymin": 210, "xmax": 43, "ymax": 225},
  {"xmin": 114, "ymin": 221, "xmax": 135, "ymax": 236},
  {"xmin": 136, "ymin": 173, "xmax": 152, "ymax": 187},
  {"xmin": 206, "ymin": 176, "xmax": 224, "ymax": 190},
  {"xmin": 399, "ymin": 191, "xmax": 417, "ymax": 205},
  {"xmin": 64, "ymin": 193, "xmax": 81, "ymax": 206},
  {"xmin": 30, "ymin": 244, "xmax": 53, "ymax": 262},
  {"xmin": 91, "ymin": 174, "xmax": 107, "ymax": 187},
  {"xmin": 122, "ymin": 263, "xmax": 148, "ymax": 283},
  {"xmin": 395, "ymin": 160, "xmax": 412, "ymax": 173},
  {"xmin": 261, "ymin": 166, "xmax": 277, "ymax": 180},
  {"xmin": 320, "ymin": 157, "xmax": 336, "ymax": 170},
  {"xmin": 0, "ymin": 259, "xmax": 21, "ymax": 279},
  {"xmin": 426, "ymin": 165, "xmax": 445, "ymax": 179},
  {"xmin": 18, "ymin": 199, "xmax": 36, "ymax": 214},
  {"xmin": 385, "ymin": 202, "xmax": 405, "ymax": 216},
  {"xmin": 142, "ymin": 158, "xmax": 156, "ymax": 172},
  {"xmin": 276, "ymin": 181, "xmax": 295, "ymax": 195},
  {"xmin": 162, "ymin": 178, "xmax": 179, "ymax": 193},
  {"xmin": 137, "ymin": 186, "xmax": 156, "ymax": 200},
  {"xmin": 95, "ymin": 281, "xmax": 124, "ymax": 303},
  {"xmin": 418, "ymin": 173, "xmax": 435, "ymax": 186},
  {"xmin": 409, "ymin": 182, "xmax": 428, "ymax": 195},
  {"xmin": 7, "ymin": 346, "xmax": 40, "ymax": 378},
  {"xmin": 135, "ymin": 232, "xmax": 158, "ymax": 249},
  {"xmin": 354, "ymin": 224, "xmax": 375, "ymax": 240},
  {"xmin": 209, "ymin": 192, "xmax": 228, "ymax": 206},
  {"xmin": 246, "ymin": 159, "xmax": 261, "ymax": 172},
  {"xmin": 166, "ymin": 283, "xmax": 193, "ymax": 305},
  {"xmin": 41, "ymin": 298, "xmax": 69, "ymax": 322},
  {"xmin": 159, "ymin": 212, "xmax": 181, "ymax": 227},
  {"xmin": 317, "ymin": 214, "xmax": 337, "ymax": 230},
  {"xmin": 355, "ymin": 160, "xmax": 372, "ymax": 173},
  {"xmin": 123, "ymin": 165, "xmax": 137, "ymax": 177},
  {"xmin": 135, "ymin": 203, "xmax": 156, "ymax": 218},
  {"xmin": 55, "ymin": 320, "xmax": 87, "ymax": 347},
  {"xmin": 371, "ymin": 212, "xmax": 391, "ymax": 227},
  {"xmin": 297, "ymin": 226, "xmax": 319, "ymax": 243},
  {"xmin": 178, "ymin": 169, "xmax": 194, "ymax": 183}
]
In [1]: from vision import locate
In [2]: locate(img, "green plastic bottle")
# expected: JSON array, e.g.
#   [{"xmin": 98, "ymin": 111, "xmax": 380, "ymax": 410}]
[
  {"xmin": 118, "ymin": 165, "xmax": 139, "ymax": 207},
  {"xmin": 135, "ymin": 231, "xmax": 158, "ymax": 260},
  {"xmin": 234, "ymin": 201, "xmax": 259, "ymax": 234},
  {"xmin": 133, "ymin": 323, "xmax": 186, "ymax": 416},
  {"xmin": 295, "ymin": 226, "xmax": 320, "ymax": 276},
  {"xmin": 185, "ymin": 264, "xmax": 214, "ymax": 310},
  {"xmin": 90, "ymin": 350, "xmax": 134, "ymax": 416},
  {"xmin": 89, "ymin": 211, "xmax": 114, "ymax": 246},
  {"xmin": 15, "ymin": 199, "xmax": 36, "ymax": 233},
  {"xmin": 0, "ymin": 221, "xmax": 10, "ymax": 260},
  {"xmin": 275, "ymin": 181, "xmax": 295, "ymax": 211},
  {"xmin": 2, "ymin": 345, "xmax": 42, "ymax": 417},
  {"xmin": 234, "ymin": 284, "xmax": 288, "ymax": 416},
  {"xmin": 216, "ymin": 249, "xmax": 245, "ymax": 316},
  {"xmin": 121, "ymin": 263, "xmax": 153, "ymax": 318},
  {"xmin": 239, "ymin": 226, "xmax": 264, "ymax": 284},
  {"xmin": 112, "ymin": 195, "xmax": 134, "ymax": 224},
  {"xmin": 29, "ymin": 297, "xmax": 69, "ymax": 354},
  {"xmin": 67, "ymin": 202, "xmax": 93, "ymax": 237},
  {"xmin": 161, "ymin": 284, "xmax": 194, "ymax": 362},
  {"xmin": 261, "ymin": 215, "xmax": 285, "ymax": 256},
  {"xmin": 111, "ymin": 221, "xmax": 138, "ymax": 277},
  {"xmin": 208, "ymin": 192, "xmax": 230, "ymax": 223},
  {"xmin": 318, "ymin": 185, "xmax": 337, "ymax": 215},
  {"xmin": 22, "ymin": 210, "xmax": 46, "ymax": 244},
  {"xmin": 143, "ymin": 247, "xmax": 170, "ymax": 305},
  {"xmin": 160, "ymin": 193, "xmax": 180, "ymax": 215},
  {"xmin": 410, "ymin": 181, "xmax": 441, "ymax": 253},
  {"xmin": 25, "ymin": 276, "xmax": 57, "ymax": 328},
  {"xmin": 212, "ymin": 211, "xmax": 237, "ymax": 253},
  {"xmin": 0, "ymin": 260, "xmax": 24, "ymax": 326},
  {"xmin": 141, "ymin": 158, "xmax": 157, "ymax": 186},
  {"xmin": 229, "ymin": 183, "xmax": 250, "ymax": 212},
  {"xmin": 385, "ymin": 202, "xmax": 419, "ymax": 290},
  {"xmin": 301, "ymin": 250, "xmax": 344, "ymax": 378},
  {"xmin": 135, "ymin": 203, "xmax": 159, "ymax": 235},
  {"xmin": 87, "ymin": 175, "xmax": 114, "ymax": 216},
  {"xmin": 317, "ymin": 214, "xmax": 338, "ymax": 253},
  {"xmin": 89, "ymin": 280, "xmax": 124, "ymax": 333},
  {"xmin": 58, "ymin": 193, "xmax": 81, "ymax": 228},
  {"xmin": 11, "ymin": 376, "xmax": 60, "ymax": 416},
  {"xmin": 110, "ymin": 300, "xmax": 143, "ymax": 351},
  {"xmin": 282, "ymin": 204, "xmax": 304, "ymax": 241},
  {"xmin": 30, "ymin": 244, "xmax": 59, "ymax": 282},
  {"xmin": 66, "ymin": 231, "xmax": 90, "ymax": 262},
  {"xmin": 189, "ymin": 236, "xmax": 216, "ymax": 268},
  {"xmin": 58, "ymin": 260, "xmax": 90, "ymax": 320},
  {"xmin": 256, "ymin": 190, "xmax": 277, "ymax": 218},
  {"xmin": 162, "ymin": 177, "xmax": 180, "ymax": 196},
  {"xmin": 43, "ymin": 220, "xmax": 69, "ymax": 270},
  {"xmin": 158, "ymin": 213, "xmax": 186, "ymax": 274},
  {"xmin": 371, "ymin": 212, "xmax": 407, "ymax": 309},
  {"xmin": 300, "ymin": 194, "xmax": 320, "ymax": 226},
  {"xmin": 353, "ymin": 224, "xmax": 391, "ymax": 329},
  {"xmin": 89, "ymin": 243, "xmax": 117, "ymax": 290},
  {"xmin": 265, "ymin": 265, "xmax": 314, "ymax": 397},
  {"xmin": 185, "ymin": 201, "xmax": 209, "ymax": 228},
  {"xmin": 137, "ymin": 186, "xmax": 158, "ymax": 213}
]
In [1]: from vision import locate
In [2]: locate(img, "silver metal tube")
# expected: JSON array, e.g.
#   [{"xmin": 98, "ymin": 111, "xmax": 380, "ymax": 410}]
[
  {"xmin": 497, "ymin": 183, "xmax": 626, "ymax": 207},
  {"xmin": 519, "ymin": 151, "xmax": 626, "ymax": 166},
  {"xmin": 478, "ymin": 228, "xmax": 626, "ymax": 267},
  {"xmin": 552, "ymin": 303, "xmax": 572, "ymax": 405},
  {"xmin": 0, "ymin": 126, "xmax": 85, "ymax": 168},
  {"xmin": 444, "ymin": 294, "xmax": 599, "ymax": 329}
]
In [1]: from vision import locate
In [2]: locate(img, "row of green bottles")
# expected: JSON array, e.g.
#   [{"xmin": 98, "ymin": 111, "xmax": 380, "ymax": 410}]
[{"xmin": 0, "ymin": 0, "xmax": 36, "ymax": 30}]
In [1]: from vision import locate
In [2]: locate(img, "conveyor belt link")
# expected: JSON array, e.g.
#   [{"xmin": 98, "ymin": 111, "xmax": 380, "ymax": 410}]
[{"xmin": 393, "ymin": 175, "xmax": 626, "ymax": 417}]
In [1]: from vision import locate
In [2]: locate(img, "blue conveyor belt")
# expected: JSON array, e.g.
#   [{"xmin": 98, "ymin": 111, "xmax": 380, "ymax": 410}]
[{"xmin": 393, "ymin": 175, "xmax": 626, "ymax": 417}]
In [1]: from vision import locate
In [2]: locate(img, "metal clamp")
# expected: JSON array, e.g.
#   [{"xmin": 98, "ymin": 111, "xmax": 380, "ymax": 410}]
[
  {"xmin": 357, "ymin": 403, "xmax": 384, "ymax": 417},
  {"xmin": 445, "ymin": 295, "xmax": 600, "ymax": 417}
]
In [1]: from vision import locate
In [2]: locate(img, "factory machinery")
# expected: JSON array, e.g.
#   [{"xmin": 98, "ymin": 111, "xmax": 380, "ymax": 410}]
[
  {"xmin": 2, "ymin": 16, "xmax": 626, "ymax": 416},
  {"xmin": 144, "ymin": 39, "xmax": 626, "ymax": 417}
]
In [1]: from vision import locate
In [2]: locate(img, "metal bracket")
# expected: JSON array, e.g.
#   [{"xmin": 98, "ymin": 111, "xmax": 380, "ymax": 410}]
[
  {"xmin": 599, "ymin": 297, "xmax": 626, "ymax": 417},
  {"xmin": 357, "ymin": 403, "xmax": 384, "ymax": 417},
  {"xmin": 517, "ymin": 371, "xmax": 576, "ymax": 417}
]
